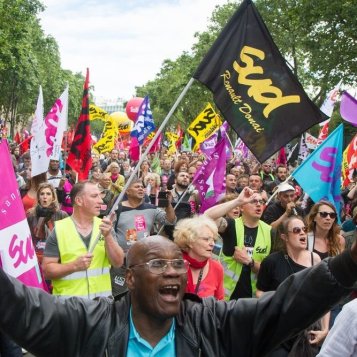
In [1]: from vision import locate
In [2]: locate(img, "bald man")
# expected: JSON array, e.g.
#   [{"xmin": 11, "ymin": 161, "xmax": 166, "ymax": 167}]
[{"xmin": 1, "ymin": 236, "xmax": 357, "ymax": 356}]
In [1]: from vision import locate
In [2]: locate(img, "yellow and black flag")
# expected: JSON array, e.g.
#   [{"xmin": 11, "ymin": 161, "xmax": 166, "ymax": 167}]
[{"xmin": 193, "ymin": 0, "xmax": 327, "ymax": 162}]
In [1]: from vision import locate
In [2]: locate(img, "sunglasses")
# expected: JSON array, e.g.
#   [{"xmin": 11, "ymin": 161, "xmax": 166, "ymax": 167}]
[
  {"xmin": 288, "ymin": 226, "xmax": 308, "ymax": 234},
  {"xmin": 318, "ymin": 211, "xmax": 337, "ymax": 219}
]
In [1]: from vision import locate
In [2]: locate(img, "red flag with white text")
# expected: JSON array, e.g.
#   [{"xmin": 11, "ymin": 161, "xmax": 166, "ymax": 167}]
[{"xmin": 67, "ymin": 69, "xmax": 92, "ymax": 180}]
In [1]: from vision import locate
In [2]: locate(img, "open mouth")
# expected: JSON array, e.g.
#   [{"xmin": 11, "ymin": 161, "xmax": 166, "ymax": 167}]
[
  {"xmin": 299, "ymin": 237, "xmax": 306, "ymax": 243},
  {"xmin": 159, "ymin": 284, "xmax": 180, "ymax": 302}
]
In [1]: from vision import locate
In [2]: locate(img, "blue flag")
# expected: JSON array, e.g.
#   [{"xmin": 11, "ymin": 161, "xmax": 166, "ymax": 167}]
[
  {"xmin": 292, "ymin": 124, "xmax": 343, "ymax": 218},
  {"xmin": 130, "ymin": 96, "xmax": 155, "ymax": 145}
]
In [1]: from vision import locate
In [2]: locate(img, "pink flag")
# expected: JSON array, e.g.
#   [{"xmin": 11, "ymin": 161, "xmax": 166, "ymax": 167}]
[
  {"xmin": 0, "ymin": 139, "xmax": 47, "ymax": 290},
  {"xmin": 194, "ymin": 138, "xmax": 228, "ymax": 213},
  {"xmin": 129, "ymin": 136, "xmax": 140, "ymax": 162},
  {"xmin": 340, "ymin": 91, "xmax": 357, "ymax": 127}
]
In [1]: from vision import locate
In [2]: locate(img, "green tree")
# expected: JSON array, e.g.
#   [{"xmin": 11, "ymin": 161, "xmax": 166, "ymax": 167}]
[{"xmin": 0, "ymin": 0, "xmax": 85, "ymax": 137}]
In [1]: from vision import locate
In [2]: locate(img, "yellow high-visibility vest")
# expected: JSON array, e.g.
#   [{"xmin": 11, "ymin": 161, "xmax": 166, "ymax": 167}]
[
  {"xmin": 221, "ymin": 217, "xmax": 271, "ymax": 300},
  {"xmin": 52, "ymin": 217, "xmax": 112, "ymax": 299}
]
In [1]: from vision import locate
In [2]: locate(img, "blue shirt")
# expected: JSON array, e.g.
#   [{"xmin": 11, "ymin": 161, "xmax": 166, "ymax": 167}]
[{"xmin": 127, "ymin": 308, "xmax": 176, "ymax": 357}]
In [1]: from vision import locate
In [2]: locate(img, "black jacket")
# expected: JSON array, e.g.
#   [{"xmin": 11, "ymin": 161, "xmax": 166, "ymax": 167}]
[{"xmin": 1, "ymin": 250, "xmax": 357, "ymax": 357}]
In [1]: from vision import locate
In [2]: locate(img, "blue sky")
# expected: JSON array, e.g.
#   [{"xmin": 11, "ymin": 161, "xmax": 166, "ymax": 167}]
[{"xmin": 40, "ymin": 0, "xmax": 230, "ymax": 101}]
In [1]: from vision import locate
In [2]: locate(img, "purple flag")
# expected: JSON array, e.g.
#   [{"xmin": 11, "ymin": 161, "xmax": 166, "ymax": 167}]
[
  {"xmin": 0, "ymin": 140, "xmax": 47, "ymax": 290},
  {"xmin": 200, "ymin": 121, "xmax": 230, "ymax": 156},
  {"xmin": 340, "ymin": 91, "xmax": 357, "ymax": 127},
  {"xmin": 195, "ymin": 138, "xmax": 228, "ymax": 213}
]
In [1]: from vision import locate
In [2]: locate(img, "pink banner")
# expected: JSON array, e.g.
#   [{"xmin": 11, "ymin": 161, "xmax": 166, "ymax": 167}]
[{"xmin": 0, "ymin": 139, "xmax": 47, "ymax": 290}]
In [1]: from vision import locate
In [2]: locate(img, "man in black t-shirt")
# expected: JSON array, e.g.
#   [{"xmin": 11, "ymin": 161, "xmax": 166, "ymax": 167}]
[
  {"xmin": 205, "ymin": 188, "xmax": 272, "ymax": 300},
  {"xmin": 262, "ymin": 182, "xmax": 304, "ymax": 229}
]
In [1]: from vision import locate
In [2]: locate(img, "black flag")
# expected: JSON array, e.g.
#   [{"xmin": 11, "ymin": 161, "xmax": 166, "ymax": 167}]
[{"xmin": 193, "ymin": 0, "xmax": 327, "ymax": 162}]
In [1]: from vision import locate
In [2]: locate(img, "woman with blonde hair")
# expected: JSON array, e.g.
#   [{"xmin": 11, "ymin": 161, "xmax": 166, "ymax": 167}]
[
  {"xmin": 27, "ymin": 183, "xmax": 68, "ymax": 265},
  {"xmin": 174, "ymin": 215, "xmax": 224, "ymax": 300},
  {"xmin": 105, "ymin": 162, "xmax": 125, "ymax": 196},
  {"xmin": 144, "ymin": 172, "xmax": 161, "ymax": 205}
]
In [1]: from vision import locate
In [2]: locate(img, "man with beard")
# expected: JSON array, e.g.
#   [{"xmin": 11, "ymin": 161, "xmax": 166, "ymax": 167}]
[
  {"xmin": 1, "ymin": 226, "xmax": 357, "ymax": 356},
  {"xmin": 164, "ymin": 171, "xmax": 198, "ymax": 239},
  {"xmin": 262, "ymin": 183, "xmax": 304, "ymax": 229},
  {"xmin": 205, "ymin": 187, "xmax": 271, "ymax": 300},
  {"xmin": 46, "ymin": 159, "xmax": 63, "ymax": 188},
  {"xmin": 42, "ymin": 181, "xmax": 124, "ymax": 298}
]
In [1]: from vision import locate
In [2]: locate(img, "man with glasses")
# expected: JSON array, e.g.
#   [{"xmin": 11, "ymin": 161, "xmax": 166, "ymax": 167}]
[
  {"xmin": 1, "ymin": 227, "xmax": 357, "ymax": 356},
  {"xmin": 262, "ymin": 182, "xmax": 304, "ymax": 229},
  {"xmin": 205, "ymin": 187, "xmax": 272, "ymax": 300}
]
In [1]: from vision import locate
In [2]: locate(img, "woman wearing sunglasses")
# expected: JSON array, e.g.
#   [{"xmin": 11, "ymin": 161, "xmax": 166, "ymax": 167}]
[
  {"xmin": 173, "ymin": 215, "xmax": 224, "ymax": 300},
  {"xmin": 256, "ymin": 216, "xmax": 327, "ymax": 356},
  {"xmin": 307, "ymin": 201, "xmax": 346, "ymax": 329}
]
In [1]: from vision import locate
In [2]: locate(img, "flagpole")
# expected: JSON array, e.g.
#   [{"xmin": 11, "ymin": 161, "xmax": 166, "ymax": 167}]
[
  {"xmin": 89, "ymin": 78, "xmax": 195, "ymax": 253},
  {"xmin": 224, "ymin": 132, "xmax": 234, "ymax": 152}
]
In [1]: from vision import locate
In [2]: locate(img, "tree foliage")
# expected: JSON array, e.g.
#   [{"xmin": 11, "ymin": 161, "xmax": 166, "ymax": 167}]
[
  {"xmin": 0, "ymin": 0, "xmax": 85, "ymax": 138},
  {"xmin": 136, "ymin": 0, "xmax": 357, "ymax": 140}
]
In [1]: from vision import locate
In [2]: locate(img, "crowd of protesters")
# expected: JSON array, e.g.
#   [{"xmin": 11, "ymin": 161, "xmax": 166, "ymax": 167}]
[{"xmin": 3, "ymin": 141, "xmax": 357, "ymax": 356}]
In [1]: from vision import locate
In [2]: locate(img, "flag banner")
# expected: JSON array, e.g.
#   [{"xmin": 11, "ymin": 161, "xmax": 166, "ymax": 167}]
[
  {"xmin": 320, "ymin": 81, "xmax": 341, "ymax": 123},
  {"xmin": 49, "ymin": 85, "xmax": 69, "ymax": 160},
  {"xmin": 340, "ymin": 91, "xmax": 357, "ymax": 127},
  {"xmin": 287, "ymin": 142, "xmax": 298, "ymax": 164},
  {"xmin": 276, "ymin": 147, "xmax": 287, "ymax": 166},
  {"xmin": 151, "ymin": 155, "xmax": 162, "ymax": 175},
  {"xmin": 187, "ymin": 103, "xmax": 222, "ymax": 151},
  {"xmin": 129, "ymin": 136, "xmax": 140, "ymax": 162},
  {"xmin": 19, "ymin": 135, "xmax": 32, "ymax": 154},
  {"xmin": 176, "ymin": 124, "xmax": 184, "ymax": 150},
  {"xmin": 93, "ymin": 115, "xmax": 118, "ymax": 154},
  {"xmin": 342, "ymin": 134, "xmax": 357, "ymax": 187},
  {"xmin": 181, "ymin": 134, "xmax": 192, "ymax": 152},
  {"xmin": 193, "ymin": 0, "xmax": 327, "ymax": 163},
  {"xmin": 292, "ymin": 125, "xmax": 343, "ymax": 217},
  {"xmin": 166, "ymin": 132, "xmax": 179, "ymax": 155},
  {"xmin": 89, "ymin": 104, "xmax": 109, "ymax": 122},
  {"xmin": 195, "ymin": 138, "xmax": 228, "ymax": 213},
  {"xmin": 298, "ymin": 135, "xmax": 309, "ymax": 162},
  {"xmin": 305, "ymin": 132, "xmax": 319, "ymax": 150},
  {"xmin": 200, "ymin": 120, "xmax": 229, "ymax": 156},
  {"xmin": 14, "ymin": 131, "xmax": 21, "ymax": 144},
  {"xmin": 67, "ymin": 68, "xmax": 92, "ymax": 180},
  {"xmin": 317, "ymin": 121, "xmax": 329, "ymax": 145},
  {"xmin": 0, "ymin": 140, "xmax": 47, "ymax": 290},
  {"xmin": 148, "ymin": 132, "xmax": 162, "ymax": 154},
  {"xmin": 234, "ymin": 137, "xmax": 249, "ymax": 159},
  {"xmin": 130, "ymin": 96, "xmax": 156, "ymax": 145},
  {"xmin": 30, "ymin": 86, "xmax": 46, "ymax": 177}
]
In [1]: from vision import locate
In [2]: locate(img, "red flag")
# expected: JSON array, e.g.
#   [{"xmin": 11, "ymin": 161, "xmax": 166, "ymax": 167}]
[
  {"xmin": 317, "ymin": 121, "xmax": 329, "ymax": 144},
  {"xmin": 14, "ymin": 131, "xmax": 21, "ymax": 144},
  {"xmin": 148, "ymin": 132, "xmax": 162, "ymax": 153},
  {"xmin": 67, "ymin": 69, "xmax": 92, "ymax": 181},
  {"xmin": 176, "ymin": 124, "xmax": 184, "ymax": 149},
  {"xmin": 19, "ymin": 136, "xmax": 33, "ymax": 154},
  {"xmin": 276, "ymin": 147, "xmax": 287, "ymax": 166}
]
